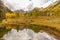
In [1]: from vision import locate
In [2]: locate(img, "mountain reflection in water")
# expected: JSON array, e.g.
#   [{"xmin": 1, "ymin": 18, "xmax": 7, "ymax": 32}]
[{"xmin": 3, "ymin": 29, "xmax": 56, "ymax": 40}]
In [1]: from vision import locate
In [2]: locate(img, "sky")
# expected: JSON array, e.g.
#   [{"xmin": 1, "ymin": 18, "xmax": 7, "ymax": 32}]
[{"xmin": 1, "ymin": 0, "xmax": 57, "ymax": 12}]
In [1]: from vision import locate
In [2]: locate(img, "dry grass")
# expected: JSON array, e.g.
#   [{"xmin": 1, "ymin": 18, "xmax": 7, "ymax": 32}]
[
  {"xmin": 2, "ymin": 16, "xmax": 60, "ymax": 31},
  {"xmin": 30, "ymin": 16, "xmax": 60, "ymax": 30}
]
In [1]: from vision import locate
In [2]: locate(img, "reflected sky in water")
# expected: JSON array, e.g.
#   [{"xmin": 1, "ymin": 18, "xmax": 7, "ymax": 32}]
[{"xmin": 3, "ymin": 29, "xmax": 56, "ymax": 40}]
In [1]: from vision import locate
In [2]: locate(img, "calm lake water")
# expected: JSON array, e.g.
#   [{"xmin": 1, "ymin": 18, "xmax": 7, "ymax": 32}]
[{"xmin": 2, "ymin": 29, "xmax": 56, "ymax": 40}]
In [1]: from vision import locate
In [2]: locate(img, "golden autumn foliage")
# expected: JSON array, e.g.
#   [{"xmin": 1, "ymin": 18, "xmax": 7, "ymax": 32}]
[
  {"xmin": 5, "ymin": 1, "xmax": 60, "ymax": 19},
  {"xmin": 6, "ymin": 26, "xmax": 12, "ymax": 30},
  {"xmin": 6, "ymin": 12, "xmax": 16, "ymax": 18}
]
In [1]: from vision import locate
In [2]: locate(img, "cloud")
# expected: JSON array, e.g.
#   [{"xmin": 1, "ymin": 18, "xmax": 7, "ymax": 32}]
[{"xmin": 1, "ymin": 0, "xmax": 57, "ymax": 12}]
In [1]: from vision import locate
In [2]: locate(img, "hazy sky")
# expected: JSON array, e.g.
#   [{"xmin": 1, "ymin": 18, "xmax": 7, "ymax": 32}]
[{"xmin": 2, "ymin": 0, "xmax": 57, "ymax": 11}]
